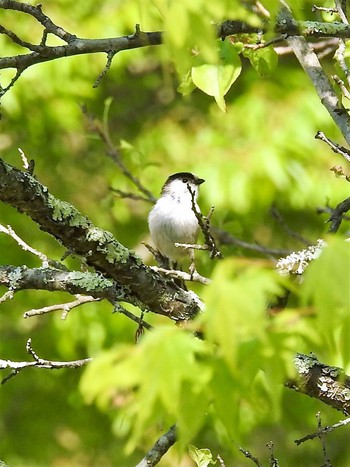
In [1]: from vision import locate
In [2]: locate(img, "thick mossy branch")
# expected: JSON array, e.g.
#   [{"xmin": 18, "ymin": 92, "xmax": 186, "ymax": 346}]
[
  {"xmin": 286, "ymin": 353, "xmax": 350, "ymax": 415},
  {"xmin": 0, "ymin": 265, "xmax": 136, "ymax": 304},
  {"xmin": 0, "ymin": 158, "xmax": 201, "ymax": 321}
]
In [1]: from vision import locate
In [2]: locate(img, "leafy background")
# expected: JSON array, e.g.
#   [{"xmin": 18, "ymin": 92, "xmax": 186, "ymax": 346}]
[{"xmin": 0, "ymin": 0, "xmax": 349, "ymax": 465}]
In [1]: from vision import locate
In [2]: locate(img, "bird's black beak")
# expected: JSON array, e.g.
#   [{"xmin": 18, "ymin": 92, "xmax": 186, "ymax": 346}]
[{"xmin": 196, "ymin": 178, "xmax": 205, "ymax": 185}]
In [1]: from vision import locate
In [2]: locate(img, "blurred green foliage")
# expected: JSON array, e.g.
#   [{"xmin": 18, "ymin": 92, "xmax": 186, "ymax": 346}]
[{"xmin": 0, "ymin": 0, "xmax": 350, "ymax": 466}]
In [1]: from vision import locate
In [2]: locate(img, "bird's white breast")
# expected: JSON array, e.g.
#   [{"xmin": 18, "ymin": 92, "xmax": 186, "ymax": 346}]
[{"xmin": 148, "ymin": 195, "xmax": 200, "ymax": 261}]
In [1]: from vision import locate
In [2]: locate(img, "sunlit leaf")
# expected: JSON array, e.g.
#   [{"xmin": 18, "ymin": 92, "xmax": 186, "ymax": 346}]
[
  {"xmin": 191, "ymin": 39, "xmax": 242, "ymax": 111},
  {"xmin": 301, "ymin": 237, "xmax": 350, "ymax": 357},
  {"xmin": 243, "ymin": 46, "xmax": 278, "ymax": 77},
  {"xmin": 188, "ymin": 444, "xmax": 216, "ymax": 467}
]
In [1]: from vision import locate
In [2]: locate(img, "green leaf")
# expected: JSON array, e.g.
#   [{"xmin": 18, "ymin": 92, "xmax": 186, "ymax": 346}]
[
  {"xmin": 188, "ymin": 445, "xmax": 216, "ymax": 467},
  {"xmin": 243, "ymin": 46, "xmax": 278, "ymax": 78},
  {"xmin": 191, "ymin": 39, "xmax": 242, "ymax": 111},
  {"xmin": 80, "ymin": 326, "xmax": 211, "ymax": 452},
  {"xmin": 178, "ymin": 69, "xmax": 197, "ymax": 96},
  {"xmin": 201, "ymin": 260, "xmax": 283, "ymax": 367},
  {"xmin": 301, "ymin": 237, "xmax": 350, "ymax": 357},
  {"xmin": 301, "ymin": 237, "xmax": 350, "ymax": 316},
  {"xmin": 177, "ymin": 381, "xmax": 211, "ymax": 451}
]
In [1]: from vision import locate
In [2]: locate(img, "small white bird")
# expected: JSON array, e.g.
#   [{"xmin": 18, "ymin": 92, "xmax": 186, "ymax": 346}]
[{"xmin": 148, "ymin": 172, "xmax": 205, "ymax": 268}]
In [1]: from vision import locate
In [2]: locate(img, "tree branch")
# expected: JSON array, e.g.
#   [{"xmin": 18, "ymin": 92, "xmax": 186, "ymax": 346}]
[
  {"xmin": 286, "ymin": 353, "xmax": 350, "ymax": 415},
  {"xmin": 0, "ymin": 2, "xmax": 162, "ymax": 96},
  {"xmin": 0, "ymin": 157, "xmax": 201, "ymax": 321},
  {"xmin": 135, "ymin": 425, "xmax": 177, "ymax": 467},
  {"xmin": 315, "ymin": 131, "xmax": 350, "ymax": 163},
  {"xmin": 295, "ymin": 415, "xmax": 350, "ymax": 445},
  {"xmin": 279, "ymin": 4, "xmax": 350, "ymax": 145},
  {"xmin": 327, "ymin": 196, "xmax": 350, "ymax": 233},
  {"xmin": 0, "ymin": 338, "xmax": 92, "ymax": 384},
  {"xmin": 0, "ymin": 265, "xmax": 139, "ymax": 307},
  {"xmin": 3, "ymin": 1, "xmax": 350, "ymax": 98}
]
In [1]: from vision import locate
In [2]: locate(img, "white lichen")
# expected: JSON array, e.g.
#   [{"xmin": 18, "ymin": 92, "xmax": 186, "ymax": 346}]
[{"xmin": 276, "ymin": 239, "xmax": 326, "ymax": 275}]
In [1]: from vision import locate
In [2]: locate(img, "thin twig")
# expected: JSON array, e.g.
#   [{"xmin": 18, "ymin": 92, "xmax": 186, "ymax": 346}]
[
  {"xmin": 150, "ymin": 266, "xmax": 211, "ymax": 285},
  {"xmin": 280, "ymin": 2, "xmax": 350, "ymax": 145},
  {"xmin": 335, "ymin": 0, "xmax": 349, "ymax": 28},
  {"xmin": 270, "ymin": 205, "xmax": 312, "ymax": 246},
  {"xmin": 295, "ymin": 416, "xmax": 350, "ymax": 445},
  {"xmin": 83, "ymin": 109, "xmax": 156, "ymax": 203},
  {"xmin": 312, "ymin": 5, "xmax": 337, "ymax": 14},
  {"xmin": 238, "ymin": 446, "xmax": 263, "ymax": 467},
  {"xmin": 187, "ymin": 185, "xmax": 222, "ymax": 260},
  {"xmin": 23, "ymin": 295, "xmax": 100, "ymax": 319},
  {"xmin": 0, "ymin": 223, "xmax": 50, "ymax": 266},
  {"xmin": 266, "ymin": 441, "xmax": 279, "ymax": 467},
  {"xmin": 93, "ymin": 50, "xmax": 116, "ymax": 88},
  {"xmin": 316, "ymin": 412, "xmax": 332, "ymax": 467},
  {"xmin": 174, "ymin": 242, "xmax": 209, "ymax": 251},
  {"xmin": 213, "ymin": 227, "xmax": 292, "ymax": 256},
  {"xmin": 217, "ymin": 454, "xmax": 226, "ymax": 467},
  {"xmin": 315, "ymin": 131, "xmax": 350, "ymax": 163},
  {"xmin": 0, "ymin": 290, "xmax": 14, "ymax": 303},
  {"xmin": 332, "ymin": 75, "xmax": 350, "ymax": 101},
  {"xmin": 1, "ymin": 338, "xmax": 91, "ymax": 384},
  {"xmin": 110, "ymin": 187, "xmax": 153, "ymax": 203},
  {"xmin": 244, "ymin": 34, "xmax": 287, "ymax": 50},
  {"xmin": 113, "ymin": 304, "xmax": 152, "ymax": 331},
  {"xmin": 316, "ymin": 204, "xmax": 350, "ymax": 220}
]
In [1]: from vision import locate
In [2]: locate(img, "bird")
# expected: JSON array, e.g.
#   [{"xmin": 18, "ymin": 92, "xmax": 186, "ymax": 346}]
[{"xmin": 148, "ymin": 172, "xmax": 205, "ymax": 272}]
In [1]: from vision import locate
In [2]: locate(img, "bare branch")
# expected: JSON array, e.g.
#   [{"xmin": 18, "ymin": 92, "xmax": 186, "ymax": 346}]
[
  {"xmin": 212, "ymin": 227, "xmax": 292, "ymax": 257},
  {"xmin": 0, "ymin": 223, "xmax": 50, "ymax": 266},
  {"xmin": 332, "ymin": 74, "xmax": 350, "ymax": 101},
  {"xmin": 315, "ymin": 412, "xmax": 332, "ymax": 467},
  {"xmin": 151, "ymin": 266, "xmax": 210, "ymax": 285},
  {"xmin": 295, "ymin": 415, "xmax": 350, "ymax": 445},
  {"xmin": 0, "ymin": 290, "xmax": 14, "ymax": 303},
  {"xmin": 23, "ymin": 294, "xmax": 100, "ymax": 319},
  {"xmin": 84, "ymin": 110, "xmax": 157, "ymax": 203},
  {"xmin": 0, "ymin": 23, "xmax": 42, "ymax": 51},
  {"xmin": 174, "ymin": 242, "xmax": 209, "ymax": 251},
  {"xmin": 187, "ymin": 185, "xmax": 222, "ymax": 260},
  {"xmin": 136, "ymin": 425, "xmax": 177, "ymax": 467},
  {"xmin": 311, "ymin": 5, "xmax": 338, "ymax": 15},
  {"xmin": 93, "ymin": 50, "xmax": 116, "ymax": 88},
  {"xmin": 0, "ymin": 8, "xmax": 162, "ymax": 97},
  {"xmin": 110, "ymin": 187, "xmax": 153, "ymax": 203},
  {"xmin": 315, "ymin": 131, "xmax": 350, "ymax": 163},
  {"xmin": 270, "ymin": 205, "xmax": 312, "ymax": 246},
  {"xmin": 0, "ymin": 0, "xmax": 76, "ymax": 42},
  {"xmin": 266, "ymin": 441, "xmax": 279, "ymax": 467},
  {"xmin": 238, "ymin": 446, "xmax": 264, "ymax": 467},
  {"xmin": 113, "ymin": 304, "xmax": 152, "ymax": 331},
  {"xmin": 278, "ymin": 4, "xmax": 350, "ymax": 145},
  {"xmin": 1, "ymin": 338, "xmax": 91, "ymax": 385}
]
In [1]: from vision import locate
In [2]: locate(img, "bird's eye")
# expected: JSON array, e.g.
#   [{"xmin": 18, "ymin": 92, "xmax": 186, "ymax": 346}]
[{"xmin": 182, "ymin": 178, "xmax": 188, "ymax": 183}]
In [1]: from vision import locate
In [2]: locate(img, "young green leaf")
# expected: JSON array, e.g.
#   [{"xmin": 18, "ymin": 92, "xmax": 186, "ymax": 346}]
[
  {"xmin": 191, "ymin": 40, "xmax": 242, "ymax": 111},
  {"xmin": 243, "ymin": 46, "xmax": 278, "ymax": 78},
  {"xmin": 188, "ymin": 445, "xmax": 216, "ymax": 467}
]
